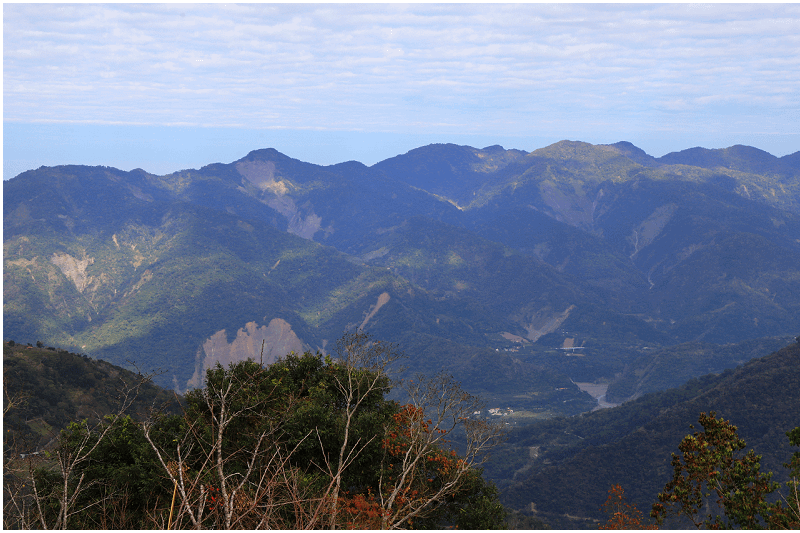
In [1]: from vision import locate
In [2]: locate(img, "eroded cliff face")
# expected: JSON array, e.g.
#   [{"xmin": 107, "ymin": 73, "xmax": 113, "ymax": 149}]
[
  {"xmin": 359, "ymin": 291, "xmax": 391, "ymax": 330},
  {"xmin": 185, "ymin": 318, "xmax": 305, "ymax": 391},
  {"xmin": 236, "ymin": 160, "xmax": 323, "ymax": 239},
  {"xmin": 519, "ymin": 305, "xmax": 576, "ymax": 342},
  {"xmin": 50, "ymin": 252, "xmax": 94, "ymax": 292}
]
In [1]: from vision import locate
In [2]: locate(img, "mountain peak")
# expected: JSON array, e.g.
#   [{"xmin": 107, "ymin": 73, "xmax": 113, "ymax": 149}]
[
  {"xmin": 608, "ymin": 141, "xmax": 658, "ymax": 167},
  {"xmin": 238, "ymin": 147, "xmax": 303, "ymax": 165},
  {"xmin": 658, "ymin": 145, "xmax": 785, "ymax": 175},
  {"xmin": 531, "ymin": 140, "xmax": 623, "ymax": 162},
  {"xmin": 481, "ymin": 144, "xmax": 506, "ymax": 152}
]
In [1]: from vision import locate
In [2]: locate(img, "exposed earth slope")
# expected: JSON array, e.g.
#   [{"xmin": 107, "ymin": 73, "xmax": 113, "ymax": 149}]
[{"xmin": 4, "ymin": 141, "xmax": 799, "ymax": 415}]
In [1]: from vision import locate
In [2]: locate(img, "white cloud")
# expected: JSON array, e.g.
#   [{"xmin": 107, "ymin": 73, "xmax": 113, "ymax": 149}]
[{"xmin": 3, "ymin": 3, "xmax": 799, "ymax": 145}]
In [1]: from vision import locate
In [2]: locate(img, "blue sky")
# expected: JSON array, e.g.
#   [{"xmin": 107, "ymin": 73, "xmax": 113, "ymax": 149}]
[{"xmin": 4, "ymin": 3, "xmax": 800, "ymax": 178}]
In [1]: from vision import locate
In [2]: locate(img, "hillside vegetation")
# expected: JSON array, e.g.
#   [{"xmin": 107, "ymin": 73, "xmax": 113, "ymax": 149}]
[
  {"xmin": 3, "ymin": 334, "xmax": 510, "ymax": 530},
  {"xmin": 4, "ymin": 140, "xmax": 800, "ymax": 417},
  {"xmin": 3, "ymin": 341, "xmax": 181, "ymax": 452},
  {"xmin": 483, "ymin": 339, "xmax": 800, "ymax": 529}
]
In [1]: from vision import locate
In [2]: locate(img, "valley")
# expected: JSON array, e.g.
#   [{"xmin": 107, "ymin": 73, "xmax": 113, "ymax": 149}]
[
  {"xmin": 4, "ymin": 139, "xmax": 800, "ymax": 526},
  {"xmin": 5, "ymin": 140, "xmax": 799, "ymax": 396},
  {"xmin": 572, "ymin": 382, "xmax": 618, "ymax": 410}
]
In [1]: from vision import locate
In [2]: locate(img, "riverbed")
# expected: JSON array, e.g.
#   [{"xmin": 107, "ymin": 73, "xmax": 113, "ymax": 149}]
[{"xmin": 573, "ymin": 382, "xmax": 620, "ymax": 410}]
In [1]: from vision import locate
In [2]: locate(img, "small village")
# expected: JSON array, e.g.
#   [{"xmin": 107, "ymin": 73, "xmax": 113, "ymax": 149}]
[{"xmin": 474, "ymin": 407, "xmax": 515, "ymax": 417}]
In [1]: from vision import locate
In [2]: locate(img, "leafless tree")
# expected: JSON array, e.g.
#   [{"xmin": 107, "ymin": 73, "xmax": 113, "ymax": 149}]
[
  {"xmin": 4, "ymin": 375, "xmax": 36, "ymax": 529},
  {"xmin": 323, "ymin": 331, "xmax": 404, "ymax": 528},
  {"xmin": 141, "ymin": 332, "xmax": 504, "ymax": 530},
  {"xmin": 142, "ymin": 358, "xmax": 328, "ymax": 529},
  {"xmin": 3, "ymin": 374, "xmax": 29, "ymax": 417},
  {"xmin": 4, "ymin": 370, "xmax": 152, "ymax": 530}
]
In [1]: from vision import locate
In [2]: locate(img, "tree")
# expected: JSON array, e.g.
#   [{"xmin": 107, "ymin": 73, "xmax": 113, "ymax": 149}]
[
  {"xmin": 600, "ymin": 484, "xmax": 657, "ymax": 529},
  {"xmin": 291, "ymin": 332, "xmax": 403, "ymax": 528},
  {"xmin": 651, "ymin": 412, "xmax": 779, "ymax": 529},
  {"xmin": 24, "ymin": 414, "xmax": 169, "ymax": 529},
  {"xmin": 143, "ymin": 357, "xmax": 307, "ymax": 529},
  {"xmin": 7, "ymin": 333, "xmax": 505, "ymax": 529},
  {"xmin": 766, "ymin": 427, "xmax": 800, "ymax": 529},
  {"xmin": 7, "ymin": 371, "xmax": 154, "ymax": 529},
  {"xmin": 141, "ymin": 332, "xmax": 507, "ymax": 529},
  {"xmin": 65, "ymin": 414, "xmax": 170, "ymax": 527},
  {"xmin": 377, "ymin": 373, "xmax": 506, "ymax": 529},
  {"xmin": 3, "ymin": 372, "xmax": 33, "ymax": 529},
  {"xmin": 410, "ymin": 467, "xmax": 507, "ymax": 529}
]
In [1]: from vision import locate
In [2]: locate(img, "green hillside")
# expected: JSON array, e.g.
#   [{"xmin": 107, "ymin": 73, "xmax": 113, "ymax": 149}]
[
  {"xmin": 372, "ymin": 143, "xmax": 529, "ymax": 204},
  {"xmin": 5, "ymin": 140, "xmax": 800, "ymax": 417},
  {"xmin": 3, "ymin": 341, "xmax": 181, "ymax": 452},
  {"xmin": 3, "ymin": 165, "xmax": 594, "ymax": 412},
  {"xmin": 605, "ymin": 336, "xmax": 794, "ymax": 402},
  {"xmin": 485, "ymin": 339, "xmax": 800, "ymax": 529}
]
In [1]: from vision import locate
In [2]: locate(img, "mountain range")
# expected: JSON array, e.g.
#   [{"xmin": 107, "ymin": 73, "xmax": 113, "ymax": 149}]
[{"xmin": 4, "ymin": 140, "xmax": 800, "ymax": 414}]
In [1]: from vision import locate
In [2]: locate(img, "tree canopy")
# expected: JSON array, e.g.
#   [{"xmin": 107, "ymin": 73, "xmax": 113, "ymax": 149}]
[
  {"xmin": 650, "ymin": 412, "xmax": 800, "ymax": 529},
  {"xmin": 5, "ymin": 332, "xmax": 506, "ymax": 529}
]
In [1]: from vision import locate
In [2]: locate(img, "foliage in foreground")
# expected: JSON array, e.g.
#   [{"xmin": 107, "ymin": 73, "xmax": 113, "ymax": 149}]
[
  {"xmin": 599, "ymin": 484, "xmax": 657, "ymax": 530},
  {"xmin": 651, "ymin": 412, "xmax": 800, "ymax": 529},
  {"xmin": 599, "ymin": 412, "xmax": 800, "ymax": 529},
  {"xmin": 3, "ymin": 332, "xmax": 507, "ymax": 529}
]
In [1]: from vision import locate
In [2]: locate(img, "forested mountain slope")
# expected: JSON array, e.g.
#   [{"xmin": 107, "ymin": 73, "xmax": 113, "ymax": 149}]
[
  {"xmin": 5, "ymin": 141, "xmax": 799, "ymax": 415},
  {"xmin": 3, "ymin": 341, "xmax": 180, "ymax": 451},
  {"xmin": 485, "ymin": 339, "xmax": 800, "ymax": 529}
]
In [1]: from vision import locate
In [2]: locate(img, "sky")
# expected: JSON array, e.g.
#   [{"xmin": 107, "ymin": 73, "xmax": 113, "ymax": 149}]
[{"xmin": 3, "ymin": 2, "xmax": 800, "ymax": 178}]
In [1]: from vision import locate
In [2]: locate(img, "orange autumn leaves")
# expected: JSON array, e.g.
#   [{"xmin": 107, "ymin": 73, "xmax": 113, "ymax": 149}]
[{"xmin": 600, "ymin": 484, "xmax": 658, "ymax": 530}]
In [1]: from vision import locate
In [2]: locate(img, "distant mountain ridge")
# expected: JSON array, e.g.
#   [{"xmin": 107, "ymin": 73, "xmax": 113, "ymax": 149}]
[
  {"xmin": 4, "ymin": 140, "xmax": 799, "ymax": 411},
  {"xmin": 658, "ymin": 144, "xmax": 800, "ymax": 176}
]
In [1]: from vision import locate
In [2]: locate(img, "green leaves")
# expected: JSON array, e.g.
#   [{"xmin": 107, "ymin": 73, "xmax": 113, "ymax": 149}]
[{"xmin": 652, "ymin": 412, "xmax": 779, "ymax": 529}]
